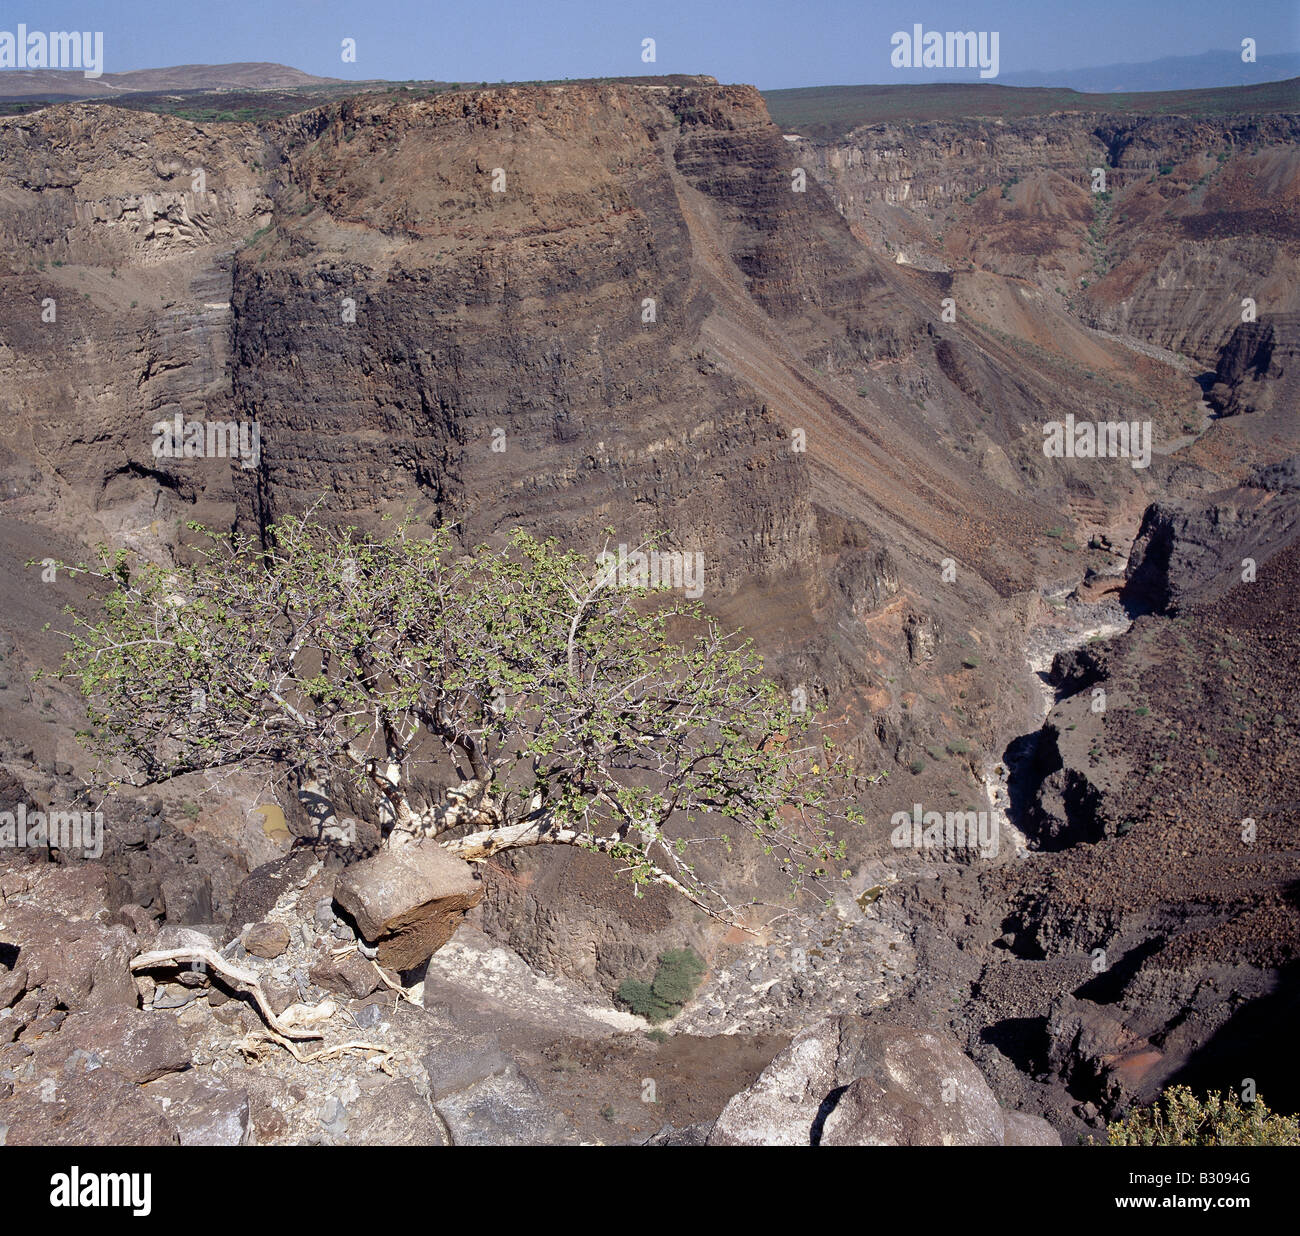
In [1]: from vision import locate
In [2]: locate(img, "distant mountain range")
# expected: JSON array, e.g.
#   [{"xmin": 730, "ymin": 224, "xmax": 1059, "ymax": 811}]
[
  {"xmin": 1000, "ymin": 49, "xmax": 1300, "ymax": 93},
  {"xmin": 0, "ymin": 62, "xmax": 340, "ymax": 100},
  {"xmin": 1, "ymin": 51, "xmax": 1297, "ymax": 106}
]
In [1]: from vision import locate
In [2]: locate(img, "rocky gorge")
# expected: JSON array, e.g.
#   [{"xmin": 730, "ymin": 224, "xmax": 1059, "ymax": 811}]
[{"xmin": 0, "ymin": 71, "xmax": 1296, "ymax": 1146}]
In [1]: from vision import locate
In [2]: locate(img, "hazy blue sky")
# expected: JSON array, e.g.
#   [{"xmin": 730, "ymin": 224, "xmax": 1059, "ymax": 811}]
[{"xmin": 12, "ymin": 0, "xmax": 1300, "ymax": 89}]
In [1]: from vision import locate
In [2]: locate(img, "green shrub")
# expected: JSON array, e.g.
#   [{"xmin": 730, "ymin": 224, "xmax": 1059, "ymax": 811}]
[
  {"xmin": 617, "ymin": 948, "xmax": 707, "ymax": 1023},
  {"xmin": 651, "ymin": 948, "xmax": 707, "ymax": 1006},
  {"xmin": 1107, "ymin": 1086, "xmax": 1300, "ymax": 1146},
  {"xmin": 615, "ymin": 978, "xmax": 675, "ymax": 1023},
  {"xmin": 909, "ymin": 757, "xmax": 926, "ymax": 775}
]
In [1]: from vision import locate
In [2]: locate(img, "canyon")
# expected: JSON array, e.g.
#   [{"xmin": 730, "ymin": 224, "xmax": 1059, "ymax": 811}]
[{"xmin": 0, "ymin": 71, "xmax": 1296, "ymax": 1145}]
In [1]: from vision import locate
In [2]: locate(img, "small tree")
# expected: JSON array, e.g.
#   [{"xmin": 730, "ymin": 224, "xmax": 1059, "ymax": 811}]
[{"xmin": 49, "ymin": 516, "xmax": 870, "ymax": 926}]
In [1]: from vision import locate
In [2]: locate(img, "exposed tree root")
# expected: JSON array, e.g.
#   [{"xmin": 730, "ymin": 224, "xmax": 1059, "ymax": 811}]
[
  {"xmin": 238, "ymin": 1030, "xmax": 396, "ymax": 1075},
  {"xmin": 130, "ymin": 946, "xmax": 325, "ymax": 1040}
]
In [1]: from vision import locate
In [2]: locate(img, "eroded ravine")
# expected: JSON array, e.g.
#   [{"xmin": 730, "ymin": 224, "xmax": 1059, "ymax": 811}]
[{"xmin": 982, "ymin": 582, "xmax": 1134, "ymax": 854}]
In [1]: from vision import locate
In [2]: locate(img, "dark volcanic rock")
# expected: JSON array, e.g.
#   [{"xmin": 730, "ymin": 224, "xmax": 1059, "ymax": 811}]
[
  {"xmin": 0, "ymin": 905, "xmax": 138, "ymax": 1013},
  {"xmin": 225, "ymin": 849, "xmax": 320, "ymax": 940},
  {"xmin": 433, "ymin": 1062, "xmax": 579, "ymax": 1147},
  {"xmin": 144, "ymin": 1072, "xmax": 251, "ymax": 1146},
  {"xmin": 308, "ymin": 951, "xmax": 382, "ymax": 999},
  {"xmin": 1124, "ymin": 489, "xmax": 1300, "ymax": 614},
  {"xmin": 1206, "ymin": 315, "xmax": 1298, "ymax": 419},
  {"xmin": 2, "ymin": 1068, "xmax": 180, "ymax": 1146},
  {"xmin": 335, "ymin": 1079, "xmax": 447, "ymax": 1146},
  {"xmin": 1250, "ymin": 455, "xmax": 1300, "ymax": 493},
  {"xmin": 242, "ymin": 920, "xmax": 291, "ymax": 959},
  {"xmin": 422, "ymin": 1034, "xmax": 513, "ymax": 1101},
  {"xmin": 60, "ymin": 1007, "xmax": 191, "ymax": 1084}
]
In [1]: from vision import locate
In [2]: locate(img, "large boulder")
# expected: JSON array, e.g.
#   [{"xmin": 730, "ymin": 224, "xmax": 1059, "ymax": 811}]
[
  {"xmin": 0, "ymin": 906, "xmax": 138, "ymax": 1012},
  {"xmin": 60, "ymin": 1007, "xmax": 191, "ymax": 1084},
  {"xmin": 1, "ymin": 1068, "xmax": 180, "ymax": 1146},
  {"xmin": 709, "ymin": 1016, "xmax": 1057, "ymax": 1146},
  {"xmin": 819, "ymin": 1076, "xmax": 947, "ymax": 1146},
  {"xmin": 225, "ymin": 850, "xmax": 320, "ymax": 940},
  {"xmin": 334, "ymin": 1080, "xmax": 448, "ymax": 1146},
  {"xmin": 422, "ymin": 1034, "xmax": 513, "ymax": 1101},
  {"xmin": 818, "ymin": 1029, "xmax": 1002, "ymax": 1146},
  {"xmin": 334, "ymin": 839, "xmax": 482, "ymax": 971},
  {"xmin": 145, "ymin": 1073, "xmax": 251, "ymax": 1146},
  {"xmin": 1002, "ymin": 1109, "xmax": 1062, "ymax": 1146},
  {"xmin": 434, "ymin": 1062, "xmax": 579, "ymax": 1147},
  {"xmin": 708, "ymin": 1015, "xmax": 878, "ymax": 1146}
]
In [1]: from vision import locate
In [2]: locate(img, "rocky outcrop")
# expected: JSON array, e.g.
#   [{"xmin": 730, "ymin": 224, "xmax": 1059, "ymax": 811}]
[
  {"xmin": 58, "ymin": 1006, "xmax": 191, "ymax": 1084},
  {"xmin": 972, "ymin": 527, "xmax": 1300, "ymax": 1127},
  {"xmin": 0, "ymin": 862, "xmax": 179, "ymax": 1144},
  {"xmin": 903, "ymin": 611, "xmax": 937, "ymax": 664},
  {"xmin": 707, "ymin": 1015, "xmax": 1057, "ymax": 1146},
  {"xmin": 836, "ymin": 547, "xmax": 899, "ymax": 618},
  {"xmin": 0, "ymin": 105, "xmax": 273, "ymax": 552},
  {"xmin": 0, "ymin": 80, "xmax": 1198, "ymax": 997},
  {"xmin": 144, "ymin": 1071, "xmax": 251, "ymax": 1146},
  {"xmin": 1124, "ymin": 485, "xmax": 1300, "ymax": 614},
  {"xmin": 334, "ymin": 840, "xmax": 483, "ymax": 972},
  {"xmin": 1206, "ymin": 315, "xmax": 1299, "ymax": 418}
]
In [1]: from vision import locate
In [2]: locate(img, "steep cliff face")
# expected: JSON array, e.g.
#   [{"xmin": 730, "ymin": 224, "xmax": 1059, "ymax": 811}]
[
  {"xmin": 0, "ymin": 84, "xmax": 1029, "ymax": 988},
  {"xmin": 0, "ymin": 105, "xmax": 272, "ymax": 549},
  {"xmin": 223, "ymin": 82, "xmax": 1162, "ymax": 788},
  {"xmin": 2, "ymin": 87, "xmax": 1286, "ymax": 818},
  {"xmin": 229, "ymin": 85, "xmax": 814, "ymax": 595},
  {"xmin": 212, "ymin": 83, "xmax": 1059, "ymax": 982},
  {"xmin": 863, "ymin": 485, "xmax": 1300, "ymax": 1139},
  {"xmin": 1124, "ymin": 484, "xmax": 1300, "ymax": 613},
  {"xmin": 1018, "ymin": 522, "xmax": 1300, "ymax": 1117},
  {"xmin": 1206, "ymin": 313, "xmax": 1300, "ymax": 418}
]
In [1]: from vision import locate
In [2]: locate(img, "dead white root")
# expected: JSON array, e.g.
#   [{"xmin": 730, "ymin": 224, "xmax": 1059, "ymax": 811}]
[
  {"xmin": 130, "ymin": 946, "xmax": 325, "ymax": 1040},
  {"xmin": 239, "ymin": 1030, "xmax": 396, "ymax": 1075}
]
